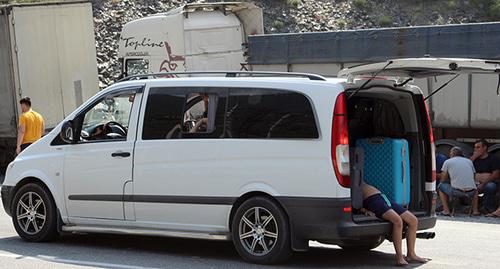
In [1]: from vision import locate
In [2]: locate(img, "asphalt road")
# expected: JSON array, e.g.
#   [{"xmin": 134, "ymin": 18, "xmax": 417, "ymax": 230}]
[{"xmin": 0, "ymin": 205, "xmax": 499, "ymax": 269}]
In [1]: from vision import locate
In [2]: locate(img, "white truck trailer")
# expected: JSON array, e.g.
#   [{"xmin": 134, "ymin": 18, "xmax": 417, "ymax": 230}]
[
  {"xmin": 118, "ymin": 2, "xmax": 263, "ymax": 77},
  {"xmin": 247, "ymin": 23, "xmax": 500, "ymax": 157},
  {"xmin": 0, "ymin": 1, "xmax": 99, "ymax": 167}
]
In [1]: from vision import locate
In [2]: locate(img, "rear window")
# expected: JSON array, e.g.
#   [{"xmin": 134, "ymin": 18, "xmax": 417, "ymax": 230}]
[{"xmin": 226, "ymin": 88, "xmax": 319, "ymax": 139}]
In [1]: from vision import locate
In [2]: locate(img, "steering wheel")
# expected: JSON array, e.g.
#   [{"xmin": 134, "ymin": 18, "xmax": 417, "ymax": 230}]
[{"xmin": 103, "ymin": 121, "xmax": 127, "ymax": 137}]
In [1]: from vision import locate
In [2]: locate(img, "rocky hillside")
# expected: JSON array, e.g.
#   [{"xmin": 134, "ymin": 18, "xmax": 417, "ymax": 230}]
[{"xmin": 92, "ymin": 0, "xmax": 499, "ymax": 86}]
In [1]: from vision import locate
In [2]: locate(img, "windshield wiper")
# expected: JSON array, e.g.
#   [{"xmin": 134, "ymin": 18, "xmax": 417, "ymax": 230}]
[{"xmin": 348, "ymin": 60, "xmax": 393, "ymax": 100}]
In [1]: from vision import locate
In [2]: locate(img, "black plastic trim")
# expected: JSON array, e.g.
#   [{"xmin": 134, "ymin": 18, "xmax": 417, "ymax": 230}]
[
  {"xmin": 276, "ymin": 196, "xmax": 436, "ymax": 249},
  {"xmin": 1, "ymin": 185, "xmax": 14, "ymax": 217},
  {"xmin": 66, "ymin": 194, "xmax": 437, "ymax": 248},
  {"xmin": 68, "ymin": 194, "xmax": 237, "ymax": 205}
]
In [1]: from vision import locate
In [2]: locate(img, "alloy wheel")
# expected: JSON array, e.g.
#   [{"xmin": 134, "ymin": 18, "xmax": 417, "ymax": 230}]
[
  {"xmin": 238, "ymin": 207, "xmax": 278, "ymax": 256},
  {"xmin": 16, "ymin": 191, "xmax": 46, "ymax": 235}
]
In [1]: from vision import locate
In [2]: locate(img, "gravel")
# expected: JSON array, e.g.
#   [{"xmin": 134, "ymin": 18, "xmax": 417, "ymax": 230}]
[{"xmin": 92, "ymin": 0, "xmax": 486, "ymax": 87}]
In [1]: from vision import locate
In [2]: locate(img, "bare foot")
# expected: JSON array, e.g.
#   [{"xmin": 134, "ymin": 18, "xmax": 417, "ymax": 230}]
[
  {"xmin": 396, "ymin": 255, "xmax": 409, "ymax": 266},
  {"xmin": 406, "ymin": 255, "xmax": 430, "ymax": 263}
]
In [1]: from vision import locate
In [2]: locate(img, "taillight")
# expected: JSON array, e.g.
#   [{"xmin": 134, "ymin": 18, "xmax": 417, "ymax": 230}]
[
  {"xmin": 423, "ymin": 97, "xmax": 436, "ymax": 182},
  {"xmin": 332, "ymin": 92, "xmax": 350, "ymax": 188}
]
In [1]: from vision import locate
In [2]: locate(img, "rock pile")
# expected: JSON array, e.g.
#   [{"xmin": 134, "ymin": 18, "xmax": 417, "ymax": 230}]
[{"xmin": 92, "ymin": 0, "xmax": 484, "ymax": 87}]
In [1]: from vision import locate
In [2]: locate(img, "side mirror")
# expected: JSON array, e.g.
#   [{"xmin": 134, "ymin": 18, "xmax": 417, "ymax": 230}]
[{"xmin": 60, "ymin": 121, "xmax": 76, "ymax": 144}]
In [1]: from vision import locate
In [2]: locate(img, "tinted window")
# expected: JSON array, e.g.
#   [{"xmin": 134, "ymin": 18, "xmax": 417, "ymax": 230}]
[
  {"xmin": 142, "ymin": 88, "xmax": 185, "ymax": 140},
  {"xmin": 226, "ymin": 88, "xmax": 318, "ymax": 138},
  {"xmin": 142, "ymin": 88, "xmax": 226, "ymax": 140}
]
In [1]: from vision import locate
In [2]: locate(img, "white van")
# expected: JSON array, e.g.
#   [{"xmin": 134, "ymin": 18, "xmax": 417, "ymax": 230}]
[{"xmin": 2, "ymin": 58, "xmax": 498, "ymax": 264}]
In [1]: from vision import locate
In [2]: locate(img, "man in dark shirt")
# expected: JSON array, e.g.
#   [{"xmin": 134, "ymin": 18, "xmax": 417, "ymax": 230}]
[{"xmin": 470, "ymin": 139, "xmax": 500, "ymax": 213}]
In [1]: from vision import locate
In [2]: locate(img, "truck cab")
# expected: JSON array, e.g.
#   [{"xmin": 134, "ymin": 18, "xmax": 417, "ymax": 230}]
[{"xmin": 118, "ymin": 2, "xmax": 263, "ymax": 77}]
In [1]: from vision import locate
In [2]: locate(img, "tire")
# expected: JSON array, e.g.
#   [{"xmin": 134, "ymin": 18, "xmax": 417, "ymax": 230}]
[
  {"xmin": 231, "ymin": 196, "xmax": 292, "ymax": 264},
  {"xmin": 11, "ymin": 183, "xmax": 58, "ymax": 242},
  {"xmin": 435, "ymin": 139, "xmax": 473, "ymax": 157},
  {"xmin": 339, "ymin": 236, "xmax": 384, "ymax": 251}
]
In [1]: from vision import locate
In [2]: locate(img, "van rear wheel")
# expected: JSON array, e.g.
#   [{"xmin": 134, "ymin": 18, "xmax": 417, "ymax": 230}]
[
  {"xmin": 231, "ymin": 196, "xmax": 292, "ymax": 264},
  {"xmin": 11, "ymin": 183, "xmax": 58, "ymax": 242}
]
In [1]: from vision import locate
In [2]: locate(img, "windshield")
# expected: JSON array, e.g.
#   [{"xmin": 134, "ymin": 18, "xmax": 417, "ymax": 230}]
[{"xmin": 125, "ymin": 59, "xmax": 149, "ymax": 76}]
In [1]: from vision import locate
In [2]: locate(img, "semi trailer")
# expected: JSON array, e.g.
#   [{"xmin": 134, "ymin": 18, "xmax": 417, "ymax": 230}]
[{"xmin": 0, "ymin": 1, "xmax": 99, "ymax": 168}]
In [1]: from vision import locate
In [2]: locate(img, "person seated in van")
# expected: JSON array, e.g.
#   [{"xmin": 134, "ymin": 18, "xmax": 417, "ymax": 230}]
[
  {"xmin": 439, "ymin": 147, "xmax": 480, "ymax": 216},
  {"xmin": 470, "ymin": 139, "xmax": 500, "ymax": 213},
  {"xmin": 189, "ymin": 93, "xmax": 209, "ymax": 133},
  {"xmin": 361, "ymin": 182, "xmax": 429, "ymax": 266}
]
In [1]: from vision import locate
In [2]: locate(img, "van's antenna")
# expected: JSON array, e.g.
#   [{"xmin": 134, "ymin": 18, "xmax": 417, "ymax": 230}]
[
  {"xmin": 348, "ymin": 60, "xmax": 393, "ymax": 100},
  {"xmin": 424, "ymin": 74, "xmax": 460, "ymax": 101}
]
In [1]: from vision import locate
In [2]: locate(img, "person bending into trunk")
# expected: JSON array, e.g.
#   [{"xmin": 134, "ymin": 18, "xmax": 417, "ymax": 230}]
[{"xmin": 361, "ymin": 181, "xmax": 429, "ymax": 266}]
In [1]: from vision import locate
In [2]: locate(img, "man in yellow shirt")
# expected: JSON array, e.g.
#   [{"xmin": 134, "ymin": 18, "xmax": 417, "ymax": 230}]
[{"xmin": 16, "ymin": 97, "xmax": 44, "ymax": 155}]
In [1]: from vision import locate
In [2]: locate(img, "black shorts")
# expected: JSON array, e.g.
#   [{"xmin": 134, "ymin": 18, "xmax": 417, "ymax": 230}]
[{"xmin": 363, "ymin": 193, "xmax": 407, "ymax": 219}]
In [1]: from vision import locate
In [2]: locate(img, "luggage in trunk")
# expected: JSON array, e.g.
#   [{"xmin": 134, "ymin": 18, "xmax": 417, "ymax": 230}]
[{"xmin": 356, "ymin": 137, "xmax": 411, "ymax": 206}]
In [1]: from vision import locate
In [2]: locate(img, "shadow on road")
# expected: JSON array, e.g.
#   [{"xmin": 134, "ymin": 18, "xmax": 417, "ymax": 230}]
[{"xmin": 0, "ymin": 233, "xmax": 427, "ymax": 268}]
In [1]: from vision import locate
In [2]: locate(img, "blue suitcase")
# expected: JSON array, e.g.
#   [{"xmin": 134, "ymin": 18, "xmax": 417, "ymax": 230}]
[{"xmin": 356, "ymin": 137, "xmax": 410, "ymax": 206}]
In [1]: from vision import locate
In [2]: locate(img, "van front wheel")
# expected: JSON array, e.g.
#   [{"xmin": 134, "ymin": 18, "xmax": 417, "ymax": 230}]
[
  {"xmin": 11, "ymin": 183, "xmax": 58, "ymax": 242},
  {"xmin": 231, "ymin": 196, "xmax": 292, "ymax": 264}
]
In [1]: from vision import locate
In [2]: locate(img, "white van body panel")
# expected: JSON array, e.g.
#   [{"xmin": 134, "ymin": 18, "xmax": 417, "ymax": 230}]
[
  {"xmin": 3, "ymin": 134, "xmax": 67, "ymax": 220},
  {"xmin": 130, "ymin": 78, "xmax": 346, "ymax": 231}
]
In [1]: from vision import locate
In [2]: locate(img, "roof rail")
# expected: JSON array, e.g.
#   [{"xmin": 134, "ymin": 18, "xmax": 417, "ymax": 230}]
[{"xmin": 117, "ymin": 71, "xmax": 327, "ymax": 83}]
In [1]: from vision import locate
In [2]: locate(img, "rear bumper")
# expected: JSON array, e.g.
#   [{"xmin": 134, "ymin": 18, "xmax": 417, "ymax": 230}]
[
  {"xmin": 277, "ymin": 197, "xmax": 436, "ymax": 250},
  {"xmin": 1, "ymin": 185, "xmax": 14, "ymax": 217},
  {"xmin": 337, "ymin": 215, "xmax": 436, "ymax": 238}
]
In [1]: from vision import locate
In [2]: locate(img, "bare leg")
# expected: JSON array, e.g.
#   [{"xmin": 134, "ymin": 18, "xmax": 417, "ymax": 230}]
[
  {"xmin": 438, "ymin": 191, "xmax": 451, "ymax": 214},
  {"xmin": 400, "ymin": 211, "xmax": 429, "ymax": 263},
  {"xmin": 486, "ymin": 207, "xmax": 500, "ymax": 217},
  {"xmin": 472, "ymin": 191, "xmax": 480, "ymax": 215},
  {"xmin": 382, "ymin": 209, "xmax": 408, "ymax": 266}
]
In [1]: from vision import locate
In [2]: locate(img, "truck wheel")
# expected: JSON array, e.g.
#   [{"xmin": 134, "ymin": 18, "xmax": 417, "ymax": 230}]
[
  {"xmin": 11, "ymin": 183, "xmax": 58, "ymax": 242},
  {"xmin": 488, "ymin": 144, "xmax": 500, "ymax": 160},
  {"xmin": 231, "ymin": 196, "xmax": 292, "ymax": 264},
  {"xmin": 435, "ymin": 139, "xmax": 472, "ymax": 157},
  {"xmin": 339, "ymin": 236, "xmax": 384, "ymax": 251}
]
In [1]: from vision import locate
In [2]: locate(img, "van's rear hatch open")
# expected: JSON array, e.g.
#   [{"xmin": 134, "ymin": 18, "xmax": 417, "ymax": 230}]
[{"xmin": 338, "ymin": 58, "xmax": 500, "ymax": 78}]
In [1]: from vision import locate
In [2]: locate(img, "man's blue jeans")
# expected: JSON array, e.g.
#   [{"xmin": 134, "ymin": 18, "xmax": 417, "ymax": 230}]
[{"xmin": 481, "ymin": 182, "xmax": 498, "ymax": 212}]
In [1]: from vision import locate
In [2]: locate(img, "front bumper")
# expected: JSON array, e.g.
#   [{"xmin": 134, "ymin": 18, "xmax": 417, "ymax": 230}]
[{"xmin": 1, "ymin": 185, "xmax": 14, "ymax": 217}]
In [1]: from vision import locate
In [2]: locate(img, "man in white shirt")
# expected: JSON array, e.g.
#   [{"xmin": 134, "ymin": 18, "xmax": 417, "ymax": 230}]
[{"xmin": 438, "ymin": 147, "xmax": 480, "ymax": 216}]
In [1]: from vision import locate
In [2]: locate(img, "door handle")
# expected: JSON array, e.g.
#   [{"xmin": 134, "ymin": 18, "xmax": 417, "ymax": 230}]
[{"xmin": 111, "ymin": 151, "xmax": 131, "ymax": 158}]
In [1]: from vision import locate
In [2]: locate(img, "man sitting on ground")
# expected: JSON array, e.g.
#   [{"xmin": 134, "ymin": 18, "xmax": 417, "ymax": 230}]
[
  {"xmin": 439, "ymin": 147, "xmax": 480, "ymax": 216},
  {"xmin": 470, "ymin": 139, "xmax": 500, "ymax": 213},
  {"xmin": 361, "ymin": 182, "xmax": 429, "ymax": 266}
]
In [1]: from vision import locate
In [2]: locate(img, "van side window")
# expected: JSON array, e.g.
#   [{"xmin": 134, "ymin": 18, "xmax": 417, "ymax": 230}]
[
  {"xmin": 142, "ymin": 88, "xmax": 226, "ymax": 140},
  {"xmin": 142, "ymin": 88, "xmax": 185, "ymax": 140},
  {"xmin": 226, "ymin": 88, "xmax": 319, "ymax": 139},
  {"xmin": 77, "ymin": 92, "xmax": 135, "ymax": 142}
]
